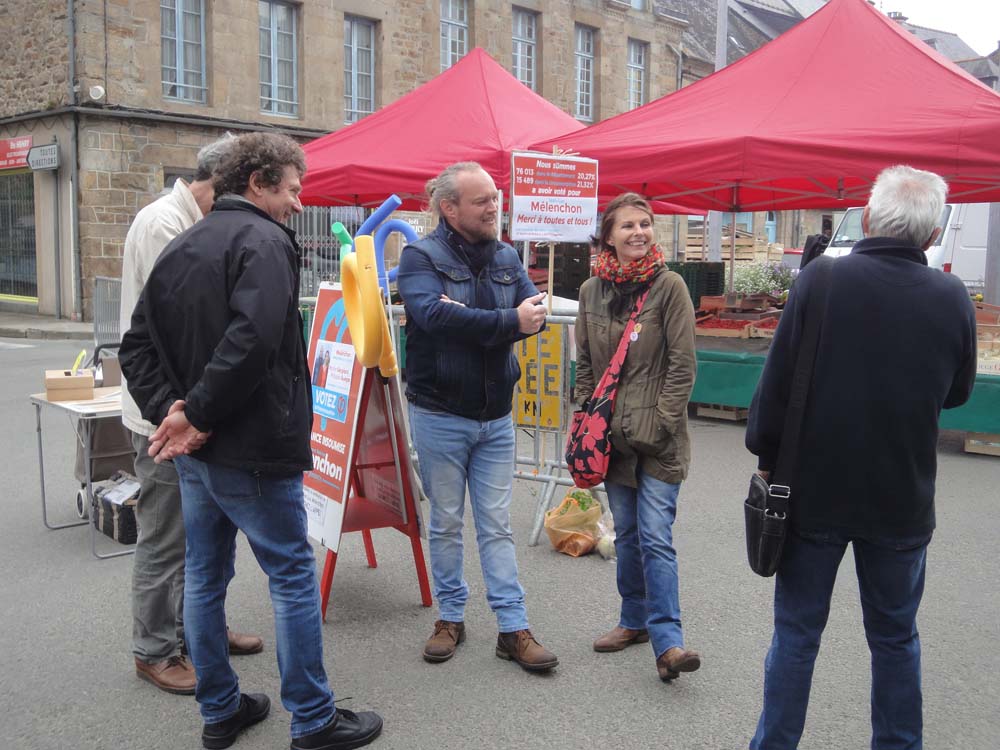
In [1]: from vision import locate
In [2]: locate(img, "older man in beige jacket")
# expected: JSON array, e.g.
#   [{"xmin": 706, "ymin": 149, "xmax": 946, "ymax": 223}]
[{"xmin": 120, "ymin": 135, "xmax": 262, "ymax": 695}]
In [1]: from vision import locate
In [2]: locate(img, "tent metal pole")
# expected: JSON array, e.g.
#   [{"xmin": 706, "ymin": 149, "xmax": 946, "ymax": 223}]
[
  {"xmin": 728, "ymin": 185, "xmax": 738, "ymax": 294},
  {"xmin": 986, "ymin": 203, "xmax": 1000, "ymax": 305}
]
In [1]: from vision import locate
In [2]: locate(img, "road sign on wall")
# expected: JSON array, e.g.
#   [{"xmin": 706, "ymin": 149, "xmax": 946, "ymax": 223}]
[{"xmin": 27, "ymin": 144, "xmax": 59, "ymax": 171}]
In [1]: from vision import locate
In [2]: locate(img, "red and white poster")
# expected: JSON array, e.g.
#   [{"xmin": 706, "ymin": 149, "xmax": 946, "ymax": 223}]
[
  {"xmin": 303, "ymin": 283, "xmax": 365, "ymax": 551},
  {"xmin": 509, "ymin": 151, "xmax": 598, "ymax": 242},
  {"xmin": 0, "ymin": 136, "xmax": 32, "ymax": 170}
]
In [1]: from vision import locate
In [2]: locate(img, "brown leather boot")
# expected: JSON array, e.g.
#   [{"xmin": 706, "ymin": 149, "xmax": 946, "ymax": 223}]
[
  {"xmin": 496, "ymin": 630, "xmax": 559, "ymax": 672},
  {"xmin": 655, "ymin": 647, "xmax": 702, "ymax": 682},
  {"xmin": 593, "ymin": 626, "xmax": 650, "ymax": 653},
  {"xmin": 423, "ymin": 620, "xmax": 465, "ymax": 663},
  {"xmin": 135, "ymin": 655, "xmax": 196, "ymax": 695},
  {"xmin": 228, "ymin": 627, "xmax": 264, "ymax": 656}
]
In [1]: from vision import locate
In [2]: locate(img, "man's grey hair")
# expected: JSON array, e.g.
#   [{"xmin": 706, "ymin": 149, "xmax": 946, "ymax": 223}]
[
  {"xmin": 194, "ymin": 133, "xmax": 237, "ymax": 182},
  {"xmin": 867, "ymin": 165, "xmax": 948, "ymax": 248},
  {"xmin": 425, "ymin": 161, "xmax": 484, "ymax": 223}
]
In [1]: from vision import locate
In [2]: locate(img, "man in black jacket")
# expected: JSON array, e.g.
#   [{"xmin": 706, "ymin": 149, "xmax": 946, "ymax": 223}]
[
  {"xmin": 745, "ymin": 165, "xmax": 977, "ymax": 750},
  {"xmin": 120, "ymin": 133, "xmax": 382, "ymax": 750}
]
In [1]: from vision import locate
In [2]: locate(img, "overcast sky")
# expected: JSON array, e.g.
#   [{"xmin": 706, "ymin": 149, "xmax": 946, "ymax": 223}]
[{"xmin": 874, "ymin": 0, "xmax": 1000, "ymax": 56}]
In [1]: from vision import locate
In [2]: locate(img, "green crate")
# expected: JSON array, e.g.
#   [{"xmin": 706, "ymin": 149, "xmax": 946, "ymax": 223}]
[{"xmin": 665, "ymin": 261, "xmax": 725, "ymax": 308}]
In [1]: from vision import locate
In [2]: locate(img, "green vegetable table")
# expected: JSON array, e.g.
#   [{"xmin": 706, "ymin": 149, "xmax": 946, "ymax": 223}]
[{"xmin": 692, "ymin": 349, "xmax": 1000, "ymax": 434}]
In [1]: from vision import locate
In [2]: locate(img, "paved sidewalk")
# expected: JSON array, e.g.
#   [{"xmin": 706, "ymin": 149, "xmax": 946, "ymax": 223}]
[
  {"xmin": 3, "ymin": 340, "xmax": 998, "ymax": 750},
  {"xmin": 0, "ymin": 310, "xmax": 92, "ymax": 341}
]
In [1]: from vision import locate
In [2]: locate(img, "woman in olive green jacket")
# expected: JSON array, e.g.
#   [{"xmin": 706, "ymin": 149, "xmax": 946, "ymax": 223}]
[{"xmin": 575, "ymin": 193, "xmax": 700, "ymax": 682}]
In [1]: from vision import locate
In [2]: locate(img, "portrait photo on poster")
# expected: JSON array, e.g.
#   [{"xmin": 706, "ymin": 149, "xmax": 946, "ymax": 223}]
[{"xmin": 312, "ymin": 340, "xmax": 356, "ymax": 423}]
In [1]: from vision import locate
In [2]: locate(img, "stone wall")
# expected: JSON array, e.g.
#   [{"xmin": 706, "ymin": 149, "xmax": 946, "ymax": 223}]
[
  {"xmin": 70, "ymin": 0, "xmax": 687, "ymax": 131},
  {"xmin": 75, "ymin": 117, "xmax": 233, "ymax": 317},
  {"xmin": 0, "ymin": 0, "xmax": 70, "ymax": 118}
]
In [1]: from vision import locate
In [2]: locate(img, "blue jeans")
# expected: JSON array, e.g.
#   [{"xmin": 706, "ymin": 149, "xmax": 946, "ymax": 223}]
[
  {"xmin": 750, "ymin": 530, "xmax": 930, "ymax": 750},
  {"xmin": 604, "ymin": 470, "xmax": 684, "ymax": 658},
  {"xmin": 408, "ymin": 404, "xmax": 529, "ymax": 632},
  {"xmin": 174, "ymin": 456, "xmax": 336, "ymax": 739}
]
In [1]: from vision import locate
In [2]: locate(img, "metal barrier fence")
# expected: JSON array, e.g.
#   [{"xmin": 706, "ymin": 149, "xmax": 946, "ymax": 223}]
[
  {"xmin": 290, "ymin": 206, "xmax": 368, "ymax": 297},
  {"xmin": 299, "ymin": 296, "xmax": 592, "ymax": 546},
  {"xmin": 93, "ymin": 276, "xmax": 122, "ymax": 349}
]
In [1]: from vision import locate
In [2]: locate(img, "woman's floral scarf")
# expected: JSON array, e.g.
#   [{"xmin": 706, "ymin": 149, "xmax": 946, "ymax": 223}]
[{"xmin": 594, "ymin": 245, "xmax": 664, "ymax": 284}]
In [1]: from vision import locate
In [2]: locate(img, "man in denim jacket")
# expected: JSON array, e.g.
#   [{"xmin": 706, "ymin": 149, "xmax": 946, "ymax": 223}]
[{"xmin": 397, "ymin": 162, "xmax": 558, "ymax": 672}]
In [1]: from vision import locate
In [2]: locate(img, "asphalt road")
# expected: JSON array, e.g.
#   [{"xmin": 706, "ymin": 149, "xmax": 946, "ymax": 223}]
[{"xmin": 1, "ymin": 338, "xmax": 997, "ymax": 750}]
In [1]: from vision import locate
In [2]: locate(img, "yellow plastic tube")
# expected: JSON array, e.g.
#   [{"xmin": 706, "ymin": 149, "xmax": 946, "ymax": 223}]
[{"xmin": 341, "ymin": 234, "xmax": 398, "ymax": 377}]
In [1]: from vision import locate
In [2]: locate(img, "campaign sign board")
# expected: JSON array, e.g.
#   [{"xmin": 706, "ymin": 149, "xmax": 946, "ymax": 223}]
[
  {"xmin": 514, "ymin": 323, "xmax": 565, "ymax": 431},
  {"xmin": 509, "ymin": 152, "xmax": 598, "ymax": 242},
  {"xmin": 303, "ymin": 283, "xmax": 365, "ymax": 551}
]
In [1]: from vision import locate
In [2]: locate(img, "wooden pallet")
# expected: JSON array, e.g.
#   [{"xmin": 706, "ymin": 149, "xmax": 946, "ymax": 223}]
[
  {"xmin": 750, "ymin": 323, "xmax": 778, "ymax": 338},
  {"xmin": 973, "ymin": 301, "xmax": 1000, "ymax": 325},
  {"xmin": 964, "ymin": 432, "xmax": 1000, "ymax": 457},
  {"xmin": 695, "ymin": 324, "xmax": 751, "ymax": 338},
  {"xmin": 977, "ymin": 324, "xmax": 1000, "ymax": 374},
  {"xmin": 696, "ymin": 404, "xmax": 749, "ymax": 421}
]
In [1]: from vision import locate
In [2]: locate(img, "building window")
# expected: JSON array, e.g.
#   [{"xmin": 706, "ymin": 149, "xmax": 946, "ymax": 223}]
[
  {"xmin": 627, "ymin": 38, "xmax": 647, "ymax": 110},
  {"xmin": 630, "ymin": 0, "xmax": 646, "ymax": 9},
  {"xmin": 161, "ymin": 0, "xmax": 207, "ymax": 103},
  {"xmin": 344, "ymin": 16, "xmax": 376, "ymax": 123},
  {"xmin": 163, "ymin": 169, "xmax": 196, "ymax": 189},
  {"xmin": 259, "ymin": 1, "xmax": 298, "ymax": 116},
  {"xmin": 441, "ymin": 0, "xmax": 469, "ymax": 71},
  {"xmin": 574, "ymin": 25, "xmax": 595, "ymax": 122},
  {"xmin": 512, "ymin": 8, "xmax": 537, "ymax": 90}
]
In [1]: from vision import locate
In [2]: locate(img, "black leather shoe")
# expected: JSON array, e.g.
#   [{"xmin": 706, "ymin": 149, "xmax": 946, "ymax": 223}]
[
  {"xmin": 290, "ymin": 709, "xmax": 384, "ymax": 750},
  {"xmin": 202, "ymin": 693, "xmax": 271, "ymax": 749}
]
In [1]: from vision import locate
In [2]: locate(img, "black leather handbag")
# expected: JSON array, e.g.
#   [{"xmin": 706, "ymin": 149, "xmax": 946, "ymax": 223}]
[{"xmin": 745, "ymin": 257, "xmax": 832, "ymax": 577}]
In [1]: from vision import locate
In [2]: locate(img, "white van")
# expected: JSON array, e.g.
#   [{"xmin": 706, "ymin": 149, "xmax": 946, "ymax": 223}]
[{"xmin": 824, "ymin": 203, "xmax": 989, "ymax": 292}]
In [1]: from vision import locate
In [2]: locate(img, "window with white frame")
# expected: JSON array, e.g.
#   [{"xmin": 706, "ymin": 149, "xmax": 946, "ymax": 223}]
[
  {"xmin": 259, "ymin": 1, "xmax": 298, "ymax": 116},
  {"xmin": 574, "ymin": 25, "xmax": 595, "ymax": 122},
  {"xmin": 161, "ymin": 0, "xmax": 207, "ymax": 103},
  {"xmin": 344, "ymin": 16, "xmax": 376, "ymax": 123},
  {"xmin": 627, "ymin": 38, "xmax": 647, "ymax": 110},
  {"xmin": 512, "ymin": 8, "xmax": 537, "ymax": 90},
  {"xmin": 440, "ymin": 0, "xmax": 469, "ymax": 71}
]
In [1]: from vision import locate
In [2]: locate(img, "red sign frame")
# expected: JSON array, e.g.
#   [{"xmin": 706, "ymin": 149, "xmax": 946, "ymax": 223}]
[
  {"xmin": 0, "ymin": 136, "xmax": 32, "ymax": 170},
  {"xmin": 305, "ymin": 283, "xmax": 431, "ymax": 618}
]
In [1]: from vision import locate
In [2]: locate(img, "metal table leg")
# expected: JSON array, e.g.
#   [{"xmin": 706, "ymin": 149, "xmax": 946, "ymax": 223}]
[{"xmin": 36, "ymin": 402, "xmax": 87, "ymax": 531}]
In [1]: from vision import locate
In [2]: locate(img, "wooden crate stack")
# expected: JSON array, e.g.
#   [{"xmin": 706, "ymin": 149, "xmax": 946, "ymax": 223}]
[
  {"xmin": 683, "ymin": 228, "xmax": 784, "ymax": 263},
  {"xmin": 964, "ymin": 301, "xmax": 1000, "ymax": 457},
  {"xmin": 975, "ymin": 302, "xmax": 1000, "ymax": 375},
  {"xmin": 695, "ymin": 293, "xmax": 782, "ymax": 340}
]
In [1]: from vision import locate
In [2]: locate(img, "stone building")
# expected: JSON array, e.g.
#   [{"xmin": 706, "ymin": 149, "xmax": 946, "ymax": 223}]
[{"xmin": 0, "ymin": 0, "xmax": 695, "ymax": 320}]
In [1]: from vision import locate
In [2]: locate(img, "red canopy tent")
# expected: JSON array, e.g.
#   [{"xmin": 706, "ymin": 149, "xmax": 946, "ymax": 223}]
[
  {"xmin": 300, "ymin": 48, "xmax": 695, "ymax": 214},
  {"xmin": 299, "ymin": 48, "xmax": 585, "ymax": 209},
  {"xmin": 530, "ymin": 0, "xmax": 1000, "ymax": 213}
]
